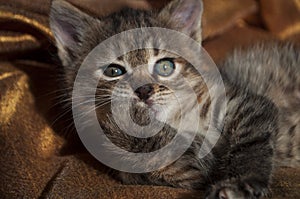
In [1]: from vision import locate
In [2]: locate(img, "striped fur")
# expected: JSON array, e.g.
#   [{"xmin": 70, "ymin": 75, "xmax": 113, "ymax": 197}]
[{"xmin": 50, "ymin": 0, "xmax": 299, "ymax": 198}]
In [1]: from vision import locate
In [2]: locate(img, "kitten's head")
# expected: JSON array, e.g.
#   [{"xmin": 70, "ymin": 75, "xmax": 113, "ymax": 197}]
[{"xmin": 50, "ymin": 0, "xmax": 205, "ymax": 127}]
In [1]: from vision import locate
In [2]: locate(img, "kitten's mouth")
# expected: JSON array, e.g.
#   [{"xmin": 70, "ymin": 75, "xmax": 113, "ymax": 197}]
[
  {"xmin": 134, "ymin": 98, "xmax": 154, "ymax": 108},
  {"xmin": 145, "ymin": 99, "xmax": 154, "ymax": 106},
  {"xmin": 131, "ymin": 98, "xmax": 172, "ymax": 124},
  {"xmin": 130, "ymin": 100, "xmax": 156, "ymax": 126}
]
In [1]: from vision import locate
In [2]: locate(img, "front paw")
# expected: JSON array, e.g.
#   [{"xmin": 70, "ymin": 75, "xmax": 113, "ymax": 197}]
[{"xmin": 205, "ymin": 178, "xmax": 268, "ymax": 199}]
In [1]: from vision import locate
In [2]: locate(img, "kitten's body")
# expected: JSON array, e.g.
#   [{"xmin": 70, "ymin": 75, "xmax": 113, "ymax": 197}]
[
  {"xmin": 50, "ymin": 0, "xmax": 299, "ymax": 198},
  {"xmin": 222, "ymin": 43, "xmax": 300, "ymax": 168}
]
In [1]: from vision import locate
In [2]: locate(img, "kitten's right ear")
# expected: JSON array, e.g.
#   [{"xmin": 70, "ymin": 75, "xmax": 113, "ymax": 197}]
[
  {"xmin": 158, "ymin": 0, "xmax": 203, "ymax": 43},
  {"xmin": 50, "ymin": 0, "xmax": 98, "ymax": 63}
]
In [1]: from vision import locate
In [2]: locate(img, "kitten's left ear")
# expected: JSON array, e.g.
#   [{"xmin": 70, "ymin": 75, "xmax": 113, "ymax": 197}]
[
  {"xmin": 50, "ymin": 0, "xmax": 99, "ymax": 64},
  {"xmin": 158, "ymin": 0, "xmax": 203, "ymax": 42}
]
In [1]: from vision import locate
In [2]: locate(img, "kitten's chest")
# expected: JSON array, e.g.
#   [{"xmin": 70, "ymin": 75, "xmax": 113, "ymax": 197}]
[{"xmin": 168, "ymin": 92, "xmax": 227, "ymax": 142}]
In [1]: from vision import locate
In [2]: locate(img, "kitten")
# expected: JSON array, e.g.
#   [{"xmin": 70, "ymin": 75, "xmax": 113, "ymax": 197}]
[{"xmin": 49, "ymin": 0, "xmax": 300, "ymax": 198}]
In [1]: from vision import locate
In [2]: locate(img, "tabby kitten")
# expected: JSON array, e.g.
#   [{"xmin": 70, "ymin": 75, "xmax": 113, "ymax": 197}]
[{"xmin": 50, "ymin": 0, "xmax": 299, "ymax": 198}]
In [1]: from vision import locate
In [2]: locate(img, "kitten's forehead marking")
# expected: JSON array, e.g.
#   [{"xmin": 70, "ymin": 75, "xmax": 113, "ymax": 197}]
[
  {"xmin": 124, "ymin": 49, "xmax": 150, "ymax": 68},
  {"xmin": 117, "ymin": 49, "xmax": 155, "ymax": 73}
]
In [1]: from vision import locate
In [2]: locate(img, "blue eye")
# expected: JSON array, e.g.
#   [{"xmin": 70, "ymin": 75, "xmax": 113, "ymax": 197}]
[
  {"xmin": 154, "ymin": 59, "xmax": 175, "ymax": 77},
  {"xmin": 103, "ymin": 64, "xmax": 126, "ymax": 77}
]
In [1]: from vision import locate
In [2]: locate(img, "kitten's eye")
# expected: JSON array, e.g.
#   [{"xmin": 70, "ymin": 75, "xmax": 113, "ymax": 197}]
[
  {"xmin": 154, "ymin": 59, "xmax": 175, "ymax": 77},
  {"xmin": 103, "ymin": 64, "xmax": 126, "ymax": 78}
]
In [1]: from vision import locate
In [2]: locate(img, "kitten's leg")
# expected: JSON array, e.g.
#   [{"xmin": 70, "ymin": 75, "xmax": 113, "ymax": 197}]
[
  {"xmin": 117, "ymin": 135, "xmax": 213, "ymax": 189},
  {"xmin": 206, "ymin": 93, "xmax": 278, "ymax": 199},
  {"xmin": 149, "ymin": 137, "xmax": 214, "ymax": 189}
]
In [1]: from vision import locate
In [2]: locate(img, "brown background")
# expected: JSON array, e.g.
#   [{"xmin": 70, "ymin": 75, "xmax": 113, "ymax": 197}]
[{"xmin": 0, "ymin": 0, "xmax": 299, "ymax": 198}]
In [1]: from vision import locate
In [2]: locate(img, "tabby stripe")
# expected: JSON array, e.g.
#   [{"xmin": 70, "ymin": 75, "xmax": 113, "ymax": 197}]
[
  {"xmin": 287, "ymin": 125, "xmax": 297, "ymax": 158},
  {"xmin": 230, "ymin": 97, "xmax": 248, "ymax": 120},
  {"xmin": 200, "ymin": 97, "xmax": 211, "ymax": 119},
  {"xmin": 288, "ymin": 125, "xmax": 296, "ymax": 136},
  {"xmin": 153, "ymin": 48, "xmax": 159, "ymax": 56},
  {"xmin": 231, "ymin": 132, "xmax": 271, "ymax": 153}
]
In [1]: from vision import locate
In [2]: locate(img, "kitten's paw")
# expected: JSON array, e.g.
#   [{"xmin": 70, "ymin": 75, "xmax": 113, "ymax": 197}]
[{"xmin": 205, "ymin": 178, "xmax": 268, "ymax": 199}]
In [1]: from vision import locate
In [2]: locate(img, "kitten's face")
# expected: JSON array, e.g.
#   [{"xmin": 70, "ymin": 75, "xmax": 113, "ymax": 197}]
[
  {"xmin": 50, "ymin": 0, "xmax": 204, "ymax": 126},
  {"xmin": 95, "ymin": 49, "xmax": 203, "ymax": 125}
]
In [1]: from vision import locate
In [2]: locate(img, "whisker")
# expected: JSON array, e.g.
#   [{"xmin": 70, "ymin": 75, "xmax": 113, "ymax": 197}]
[
  {"xmin": 50, "ymin": 99, "xmax": 99, "ymax": 127},
  {"xmin": 74, "ymin": 100, "xmax": 111, "ymax": 121}
]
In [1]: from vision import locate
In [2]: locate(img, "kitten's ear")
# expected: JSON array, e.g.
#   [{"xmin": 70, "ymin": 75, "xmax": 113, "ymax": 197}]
[
  {"xmin": 49, "ymin": 0, "xmax": 98, "ymax": 63},
  {"xmin": 158, "ymin": 0, "xmax": 203, "ymax": 42}
]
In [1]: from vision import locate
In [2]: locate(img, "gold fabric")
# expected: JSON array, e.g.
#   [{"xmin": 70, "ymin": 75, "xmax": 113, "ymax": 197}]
[{"xmin": 0, "ymin": 0, "xmax": 299, "ymax": 198}]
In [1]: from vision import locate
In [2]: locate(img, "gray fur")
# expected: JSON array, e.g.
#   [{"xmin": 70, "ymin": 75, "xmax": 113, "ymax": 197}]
[
  {"xmin": 221, "ymin": 43, "xmax": 300, "ymax": 168},
  {"xmin": 50, "ymin": 0, "xmax": 299, "ymax": 198}
]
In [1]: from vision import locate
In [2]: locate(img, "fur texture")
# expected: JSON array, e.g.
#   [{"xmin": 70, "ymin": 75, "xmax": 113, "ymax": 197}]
[{"xmin": 50, "ymin": 0, "xmax": 299, "ymax": 198}]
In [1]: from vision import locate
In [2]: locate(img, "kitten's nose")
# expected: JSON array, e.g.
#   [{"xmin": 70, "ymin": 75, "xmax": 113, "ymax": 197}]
[{"xmin": 134, "ymin": 84, "xmax": 154, "ymax": 101}]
